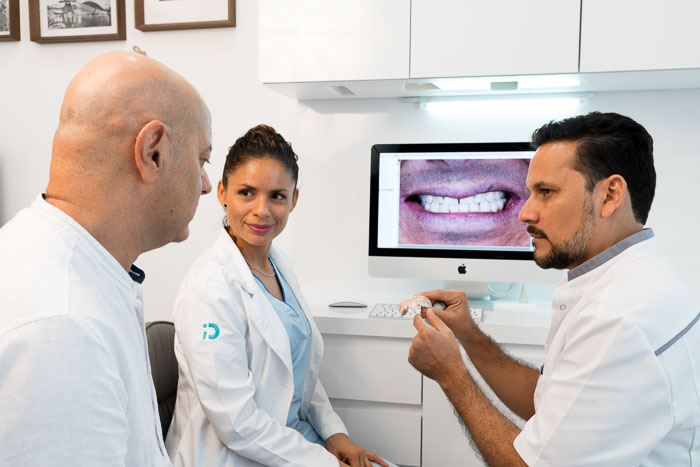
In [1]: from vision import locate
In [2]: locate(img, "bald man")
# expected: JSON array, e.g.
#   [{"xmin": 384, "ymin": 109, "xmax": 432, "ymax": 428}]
[{"xmin": 0, "ymin": 52, "xmax": 212, "ymax": 466}]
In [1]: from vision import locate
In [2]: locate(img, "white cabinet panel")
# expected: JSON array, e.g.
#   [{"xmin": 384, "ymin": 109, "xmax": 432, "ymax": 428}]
[
  {"xmin": 580, "ymin": 0, "xmax": 700, "ymax": 72},
  {"xmin": 410, "ymin": 0, "xmax": 580, "ymax": 78},
  {"xmin": 260, "ymin": 0, "xmax": 410, "ymax": 83},
  {"xmin": 332, "ymin": 404, "xmax": 422, "ymax": 467},
  {"xmin": 319, "ymin": 334, "xmax": 421, "ymax": 404},
  {"xmin": 422, "ymin": 378, "xmax": 484, "ymax": 467}
]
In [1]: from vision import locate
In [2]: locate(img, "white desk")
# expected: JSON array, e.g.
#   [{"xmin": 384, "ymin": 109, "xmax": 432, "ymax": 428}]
[{"xmin": 310, "ymin": 295, "xmax": 550, "ymax": 467}]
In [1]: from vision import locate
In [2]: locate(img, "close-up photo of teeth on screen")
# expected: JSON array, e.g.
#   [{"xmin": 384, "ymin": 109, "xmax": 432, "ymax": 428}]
[{"xmin": 377, "ymin": 151, "xmax": 535, "ymax": 251}]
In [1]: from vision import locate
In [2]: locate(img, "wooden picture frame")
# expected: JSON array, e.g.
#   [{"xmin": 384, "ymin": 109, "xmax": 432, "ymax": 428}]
[
  {"xmin": 28, "ymin": 0, "xmax": 125, "ymax": 43},
  {"xmin": 135, "ymin": 0, "xmax": 235, "ymax": 32},
  {"xmin": 0, "ymin": 0, "xmax": 20, "ymax": 41}
]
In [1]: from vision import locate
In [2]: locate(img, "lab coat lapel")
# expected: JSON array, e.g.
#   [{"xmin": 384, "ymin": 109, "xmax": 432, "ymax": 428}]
[{"xmin": 215, "ymin": 230, "xmax": 294, "ymax": 376}]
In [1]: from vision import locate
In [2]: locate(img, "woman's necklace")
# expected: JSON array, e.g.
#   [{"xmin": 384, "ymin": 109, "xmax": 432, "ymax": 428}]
[{"xmin": 244, "ymin": 257, "xmax": 275, "ymax": 277}]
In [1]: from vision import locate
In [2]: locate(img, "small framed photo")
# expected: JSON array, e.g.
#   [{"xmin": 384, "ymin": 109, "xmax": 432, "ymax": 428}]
[
  {"xmin": 0, "ymin": 0, "xmax": 20, "ymax": 41},
  {"xmin": 28, "ymin": 0, "xmax": 126, "ymax": 43},
  {"xmin": 135, "ymin": 0, "xmax": 235, "ymax": 32}
]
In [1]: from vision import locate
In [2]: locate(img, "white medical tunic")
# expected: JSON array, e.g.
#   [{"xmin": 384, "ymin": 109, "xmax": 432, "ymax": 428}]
[
  {"xmin": 0, "ymin": 196, "xmax": 171, "ymax": 466},
  {"xmin": 513, "ymin": 230, "xmax": 700, "ymax": 466}
]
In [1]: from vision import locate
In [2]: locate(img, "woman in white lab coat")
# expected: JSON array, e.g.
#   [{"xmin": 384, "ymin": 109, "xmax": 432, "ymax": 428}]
[{"xmin": 165, "ymin": 125, "xmax": 389, "ymax": 467}]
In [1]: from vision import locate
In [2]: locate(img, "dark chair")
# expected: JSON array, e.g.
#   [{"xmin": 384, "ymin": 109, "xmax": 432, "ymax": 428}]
[{"xmin": 145, "ymin": 320, "xmax": 179, "ymax": 438}]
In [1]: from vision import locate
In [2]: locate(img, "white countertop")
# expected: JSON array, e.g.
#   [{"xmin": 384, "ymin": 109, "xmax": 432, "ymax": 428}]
[{"xmin": 309, "ymin": 293, "xmax": 552, "ymax": 346}]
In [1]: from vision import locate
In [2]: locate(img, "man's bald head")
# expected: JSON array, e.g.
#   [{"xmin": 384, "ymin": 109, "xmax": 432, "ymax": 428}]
[
  {"xmin": 52, "ymin": 51, "xmax": 208, "ymax": 170},
  {"xmin": 45, "ymin": 52, "xmax": 213, "ymax": 268}
]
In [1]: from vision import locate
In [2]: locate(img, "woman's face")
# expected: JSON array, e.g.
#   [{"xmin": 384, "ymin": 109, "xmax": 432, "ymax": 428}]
[{"xmin": 217, "ymin": 158, "xmax": 298, "ymax": 251}]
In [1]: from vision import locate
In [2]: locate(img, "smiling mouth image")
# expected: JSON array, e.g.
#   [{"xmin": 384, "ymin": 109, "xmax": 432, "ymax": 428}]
[
  {"xmin": 411, "ymin": 191, "xmax": 508, "ymax": 214},
  {"xmin": 398, "ymin": 158, "xmax": 532, "ymax": 246}
]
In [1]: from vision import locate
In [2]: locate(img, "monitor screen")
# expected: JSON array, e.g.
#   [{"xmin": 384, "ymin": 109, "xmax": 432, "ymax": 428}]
[{"xmin": 369, "ymin": 143, "xmax": 563, "ymax": 284}]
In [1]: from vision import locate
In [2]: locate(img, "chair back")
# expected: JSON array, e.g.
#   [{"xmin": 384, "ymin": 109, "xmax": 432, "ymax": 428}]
[{"xmin": 145, "ymin": 320, "xmax": 178, "ymax": 438}]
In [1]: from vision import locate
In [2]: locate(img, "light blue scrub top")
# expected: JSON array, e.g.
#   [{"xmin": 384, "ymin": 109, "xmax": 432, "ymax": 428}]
[{"xmin": 253, "ymin": 258, "xmax": 324, "ymax": 446}]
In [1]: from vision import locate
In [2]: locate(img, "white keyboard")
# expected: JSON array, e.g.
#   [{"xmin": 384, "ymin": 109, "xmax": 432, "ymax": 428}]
[
  {"xmin": 369, "ymin": 303, "xmax": 420, "ymax": 319},
  {"xmin": 369, "ymin": 303, "xmax": 483, "ymax": 322}
]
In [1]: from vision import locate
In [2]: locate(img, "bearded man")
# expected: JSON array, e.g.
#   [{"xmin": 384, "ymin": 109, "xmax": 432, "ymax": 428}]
[{"xmin": 408, "ymin": 112, "xmax": 700, "ymax": 466}]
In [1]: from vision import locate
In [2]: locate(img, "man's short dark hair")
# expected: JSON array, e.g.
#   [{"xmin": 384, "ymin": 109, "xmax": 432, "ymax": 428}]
[{"xmin": 531, "ymin": 111, "xmax": 656, "ymax": 224}]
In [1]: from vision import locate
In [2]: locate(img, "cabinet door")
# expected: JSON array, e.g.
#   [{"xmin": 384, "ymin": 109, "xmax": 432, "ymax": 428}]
[
  {"xmin": 332, "ymin": 405, "xmax": 422, "ymax": 467},
  {"xmin": 259, "ymin": 0, "xmax": 410, "ymax": 83},
  {"xmin": 318, "ymin": 334, "xmax": 421, "ymax": 404},
  {"xmin": 580, "ymin": 0, "xmax": 700, "ymax": 72},
  {"xmin": 410, "ymin": 0, "xmax": 580, "ymax": 79}
]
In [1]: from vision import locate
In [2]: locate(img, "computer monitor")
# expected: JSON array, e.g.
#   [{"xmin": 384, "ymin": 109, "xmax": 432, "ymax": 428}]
[{"xmin": 368, "ymin": 142, "xmax": 563, "ymax": 285}]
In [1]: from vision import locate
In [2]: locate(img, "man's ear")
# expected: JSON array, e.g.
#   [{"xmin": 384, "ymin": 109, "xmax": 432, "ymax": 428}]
[
  {"xmin": 600, "ymin": 174, "xmax": 627, "ymax": 219},
  {"xmin": 134, "ymin": 120, "xmax": 166, "ymax": 183}
]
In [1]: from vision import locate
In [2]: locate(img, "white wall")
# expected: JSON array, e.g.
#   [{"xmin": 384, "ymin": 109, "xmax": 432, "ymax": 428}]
[{"xmin": 1, "ymin": 1, "xmax": 698, "ymax": 322}]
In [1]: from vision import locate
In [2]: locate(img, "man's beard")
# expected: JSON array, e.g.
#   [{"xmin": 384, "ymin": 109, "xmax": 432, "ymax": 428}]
[{"xmin": 528, "ymin": 198, "xmax": 596, "ymax": 270}]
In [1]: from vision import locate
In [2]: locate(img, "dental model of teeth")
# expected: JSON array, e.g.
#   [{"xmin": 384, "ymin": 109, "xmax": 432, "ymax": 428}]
[
  {"xmin": 419, "ymin": 191, "xmax": 506, "ymax": 213},
  {"xmin": 399, "ymin": 295, "xmax": 432, "ymax": 316}
]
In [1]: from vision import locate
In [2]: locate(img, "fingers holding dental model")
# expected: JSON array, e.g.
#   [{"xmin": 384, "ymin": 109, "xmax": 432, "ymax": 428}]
[
  {"xmin": 398, "ymin": 158, "xmax": 531, "ymax": 247},
  {"xmin": 418, "ymin": 289, "xmax": 473, "ymax": 340}
]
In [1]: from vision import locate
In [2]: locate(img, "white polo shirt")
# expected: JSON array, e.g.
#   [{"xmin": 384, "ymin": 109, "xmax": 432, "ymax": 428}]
[
  {"xmin": 0, "ymin": 196, "xmax": 171, "ymax": 466},
  {"xmin": 514, "ymin": 230, "xmax": 700, "ymax": 466}
]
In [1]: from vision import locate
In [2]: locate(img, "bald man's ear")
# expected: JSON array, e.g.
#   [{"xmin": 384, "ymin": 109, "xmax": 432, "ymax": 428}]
[
  {"xmin": 600, "ymin": 174, "xmax": 627, "ymax": 219},
  {"xmin": 134, "ymin": 120, "xmax": 166, "ymax": 183}
]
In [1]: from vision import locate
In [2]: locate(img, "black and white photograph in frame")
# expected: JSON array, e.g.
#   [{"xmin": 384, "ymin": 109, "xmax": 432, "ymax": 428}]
[
  {"xmin": 0, "ymin": 0, "xmax": 9, "ymax": 33},
  {"xmin": 135, "ymin": 0, "xmax": 234, "ymax": 32},
  {"xmin": 46, "ymin": 0, "xmax": 112, "ymax": 29},
  {"xmin": 29, "ymin": 0, "xmax": 125, "ymax": 43},
  {"xmin": 0, "ymin": 0, "xmax": 20, "ymax": 41}
]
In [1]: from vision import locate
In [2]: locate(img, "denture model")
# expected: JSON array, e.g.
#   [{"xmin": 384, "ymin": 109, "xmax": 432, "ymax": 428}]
[{"xmin": 399, "ymin": 295, "xmax": 432, "ymax": 316}]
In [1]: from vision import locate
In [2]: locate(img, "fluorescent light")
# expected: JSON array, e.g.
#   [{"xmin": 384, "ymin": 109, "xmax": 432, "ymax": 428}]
[{"xmin": 421, "ymin": 96, "xmax": 582, "ymax": 117}]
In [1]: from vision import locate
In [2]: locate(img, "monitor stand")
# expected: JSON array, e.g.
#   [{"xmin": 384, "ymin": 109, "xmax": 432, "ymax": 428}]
[{"xmin": 443, "ymin": 281, "xmax": 526, "ymax": 309}]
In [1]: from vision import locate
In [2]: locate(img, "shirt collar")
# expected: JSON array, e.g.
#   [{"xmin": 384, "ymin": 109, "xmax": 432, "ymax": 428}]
[
  {"xmin": 129, "ymin": 264, "xmax": 146, "ymax": 284},
  {"xmin": 567, "ymin": 228, "xmax": 654, "ymax": 281},
  {"xmin": 37, "ymin": 194, "xmax": 145, "ymax": 287}
]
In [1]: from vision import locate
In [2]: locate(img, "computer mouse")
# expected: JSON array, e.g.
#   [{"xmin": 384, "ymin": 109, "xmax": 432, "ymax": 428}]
[{"xmin": 328, "ymin": 299, "xmax": 367, "ymax": 308}]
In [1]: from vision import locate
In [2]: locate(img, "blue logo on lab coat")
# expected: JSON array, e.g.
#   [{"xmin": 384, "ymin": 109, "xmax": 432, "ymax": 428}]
[{"xmin": 202, "ymin": 323, "xmax": 220, "ymax": 340}]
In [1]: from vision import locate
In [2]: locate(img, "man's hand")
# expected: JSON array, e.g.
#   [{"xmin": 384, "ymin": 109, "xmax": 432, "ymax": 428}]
[
  {"xmin": 326, "ymin": 433, "xmax": 388, "ymax": 467},
  {"xmin": 408, "ymin": 309, "xmax": 465, "ymax": 384},
  {"xmin": 417, "ymin": 289, "xmax": 474, "ymax": 342}
]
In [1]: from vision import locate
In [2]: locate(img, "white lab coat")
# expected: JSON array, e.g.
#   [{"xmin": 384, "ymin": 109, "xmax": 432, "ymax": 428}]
[
  {"xmin": 166, "ymin": 229, "xmax": 347, "ymax": 467},
  {"xmin": 513, "ymin": 231, "xmax": 700, "ymax": 466}
]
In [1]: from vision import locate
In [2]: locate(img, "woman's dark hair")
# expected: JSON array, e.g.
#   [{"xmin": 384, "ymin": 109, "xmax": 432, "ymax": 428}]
[
  {"xmin": 221, "ymin": 124, "xmax": 299, "ymax": 188},
  {"xmin": 531, "ymin": 111, "xmax": 655, "ymax": 224}
]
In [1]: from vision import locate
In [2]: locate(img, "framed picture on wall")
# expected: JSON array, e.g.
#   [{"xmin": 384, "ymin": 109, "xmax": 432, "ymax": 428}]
[
  {"xmin": 28, "ymin": 0, "xmax": 125, "ymax": 43},
  {"xmin": 0, "ymin": 0, "xmax": 20, "ymax": 41},
  {"xmin": 135, "ymin": 0, "xmax": 235, "ymax": 32}
]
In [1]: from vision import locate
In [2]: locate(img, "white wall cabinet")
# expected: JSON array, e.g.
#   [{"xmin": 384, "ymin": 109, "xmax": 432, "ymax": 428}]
[
  {"xmin": 410, "ymin": 0, "xmax": 581, "ymax": 78},
  {"xmin": 580, "ymin": 0, "xmax": 700, "ymax": 72},
  {"xmin": 260, "ymin": 0, "xmax": 700, "ymax": 99},
  {"xmin": 259, "ymin": 0, "xmax": 410, "ymax": 83}
]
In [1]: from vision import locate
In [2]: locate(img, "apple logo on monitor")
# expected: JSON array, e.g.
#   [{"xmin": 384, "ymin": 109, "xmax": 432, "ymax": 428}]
[{"xmin": 458, "ymin": 264, "xmax": 467, "ymax": 275}]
